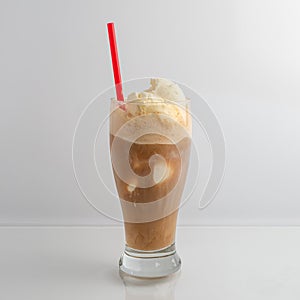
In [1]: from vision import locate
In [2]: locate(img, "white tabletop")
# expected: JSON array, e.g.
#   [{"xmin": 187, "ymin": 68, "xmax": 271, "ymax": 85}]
[{"xmin": 0, "ymin": 226, "xmax": 300, "ymax": 299}]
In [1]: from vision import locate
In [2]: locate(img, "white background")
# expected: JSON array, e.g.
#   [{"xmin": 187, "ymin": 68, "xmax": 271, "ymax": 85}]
[{"xmin": 1, "ymin": 0, "xmax": 300, "ymax": 225}]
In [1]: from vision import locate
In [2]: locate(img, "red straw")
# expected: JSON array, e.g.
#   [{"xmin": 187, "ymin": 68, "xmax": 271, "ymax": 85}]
[{"xmin": 107, "ymin": 22, "xmax": 124, "ymax": 101}]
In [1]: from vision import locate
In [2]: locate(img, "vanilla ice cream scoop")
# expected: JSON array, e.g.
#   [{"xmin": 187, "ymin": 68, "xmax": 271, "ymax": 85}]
[
  {"xmin": 127, "ymin": 78, "xmax": 186, "ymax": 103},
  {"xmin": 125, "ymin": 78, "xmax": 188, "ymax": 125},
  {"xmin": 145, "ymin": 78, "xmax": 186, "ymax": 102}
]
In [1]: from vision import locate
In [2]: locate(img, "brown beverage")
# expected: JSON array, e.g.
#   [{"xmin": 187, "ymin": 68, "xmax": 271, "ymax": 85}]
[
  {"xmin": 110, "ymin": 133, "xmax": 191, "ymax": 251},
  {"xmin": 110, "ymin": 97, "xmax": 191, "ymax": 251}
]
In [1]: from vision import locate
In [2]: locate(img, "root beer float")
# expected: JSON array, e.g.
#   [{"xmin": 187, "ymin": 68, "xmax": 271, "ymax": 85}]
[{"xmin": 110, "ymin": 78, "xmax": 192, "ymax": 251}]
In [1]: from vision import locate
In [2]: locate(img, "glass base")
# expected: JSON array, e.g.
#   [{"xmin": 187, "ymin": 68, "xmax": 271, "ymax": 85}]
[{"xmin": 119, "ymin": 243, "xmax": 181, "ymax": 278}]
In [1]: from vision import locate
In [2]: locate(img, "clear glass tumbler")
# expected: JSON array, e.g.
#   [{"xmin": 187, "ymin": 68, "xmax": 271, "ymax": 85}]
[{"xmin": 110, "ymin": 97, "xmax": 191, "ymax": 278}]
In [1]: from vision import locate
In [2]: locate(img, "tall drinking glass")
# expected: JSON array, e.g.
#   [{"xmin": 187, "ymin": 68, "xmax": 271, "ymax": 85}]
[{"xmin": 110, "ymin": 97, "xmax": 191, "ymax": 278}]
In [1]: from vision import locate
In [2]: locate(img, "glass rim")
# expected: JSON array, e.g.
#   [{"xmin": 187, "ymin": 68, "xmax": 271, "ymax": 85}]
[{"xmin": 110, "ymin": 98, "xmax": 191, "ymax": 105}]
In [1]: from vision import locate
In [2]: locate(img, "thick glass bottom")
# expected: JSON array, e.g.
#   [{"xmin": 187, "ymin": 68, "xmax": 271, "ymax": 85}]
[{"xmin": 119, "ymin": 243, "xmax": 181, "ymax": 278}]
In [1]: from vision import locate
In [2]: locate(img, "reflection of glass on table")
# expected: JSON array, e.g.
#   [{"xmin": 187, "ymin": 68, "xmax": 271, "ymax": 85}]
[{"xmin": 120, "ymin": 271, "xmax": 180, "ymax": 300}]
